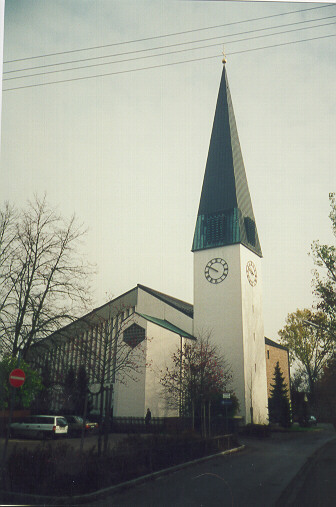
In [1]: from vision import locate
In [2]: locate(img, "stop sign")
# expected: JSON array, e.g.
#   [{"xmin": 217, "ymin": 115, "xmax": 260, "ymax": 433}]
[{"xmin": 9, "ymin": 368, "xmax": 26, "ymax": 388}]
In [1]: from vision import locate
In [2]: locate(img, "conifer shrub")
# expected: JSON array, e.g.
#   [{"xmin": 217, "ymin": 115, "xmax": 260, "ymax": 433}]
[{"xmin": 268, "ymin": 361, "xmax": 292, "ymax": 428}]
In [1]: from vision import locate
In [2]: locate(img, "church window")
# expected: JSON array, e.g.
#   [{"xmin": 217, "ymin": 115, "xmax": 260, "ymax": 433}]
[
  {"xmin": 244, "ymin": 217, "xmax": 256, "ymax": 246},
  {"xmin": 267, "ymin": 350, "xmax": 270, "ymax": 359},
  {"xmin": 123, "ymin": 323, "xmax": 145, "ymax": 349},
  {"xmin": 206, "ymin": 213, "xmax": 226, "ymax": 245}
]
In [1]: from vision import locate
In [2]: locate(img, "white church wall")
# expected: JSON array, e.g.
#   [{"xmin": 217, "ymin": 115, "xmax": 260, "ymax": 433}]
[
  {"xmin": 163, "ymin": 305, "xmax": 193, "ymax": 335},
  {"xmin": 240, "ymin": 246, "xmax": 269, "ymax": 424},
  {"xmin": 136, "ymin": 287, "xmax": 193, "ymax": 334},
  {"xmin": 193, "ymin": 244, "xmax": 246, "ymax": 418},
  {"xmin": 144, "ymin": 321, "xmax": 183, "ymax": 418},
  {"xmin": 113, "ymin": 314, "xmax": 148, "ymax": 417}
]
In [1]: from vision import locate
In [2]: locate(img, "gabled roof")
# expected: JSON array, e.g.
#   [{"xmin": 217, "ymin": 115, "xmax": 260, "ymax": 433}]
[
  {"xmin": 137, "ymin": 284, "xmax": 193, "ymax": 318},
  {"xmin": 138, "ymin": 313, "xmax": 195, "ymax": 340},
  {"xmin": 192, "ymin": 65, "xmax": 262, "ymax": 257},
  {"xmin": 28, "ymin": 284, "xmax": 193, "ymax": 355},
  {"xmin": 265, "ymin": 337, "xmax": 289, "ymax": 352}
]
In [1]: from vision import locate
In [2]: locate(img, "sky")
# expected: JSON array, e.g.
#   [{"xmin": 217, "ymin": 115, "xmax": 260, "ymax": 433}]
[{"xmin": 1, "ymin": 1, "xmax": 336, "ymax": 341}]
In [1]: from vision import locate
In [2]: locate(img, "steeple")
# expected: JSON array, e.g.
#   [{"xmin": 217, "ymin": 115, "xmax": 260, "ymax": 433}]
[{"xmin": 192, "ymin": 64, "xmax": 262, "ymax": 257}]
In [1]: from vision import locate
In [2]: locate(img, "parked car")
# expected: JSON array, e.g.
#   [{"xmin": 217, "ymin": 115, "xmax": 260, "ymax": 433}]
[
  {"xmin": 10, "ymin": 415, "xmax": 68, "ymax": 439},
  {"xmin": 64, "ymin": 415, "xmax": 98, "ymax": 436}
]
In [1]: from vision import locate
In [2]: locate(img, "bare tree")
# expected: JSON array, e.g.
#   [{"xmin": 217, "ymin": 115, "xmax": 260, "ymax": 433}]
[
  {"xmin": 0, "ymin": 196, "xmax": 93, "ymax": 359},
  {"xmin": 73, "ymin": 306, "xmax": 147, "ymax": 455},
  {"xmin": 160, "ymin": 334, "xmax": 232, "ymax": 437}
]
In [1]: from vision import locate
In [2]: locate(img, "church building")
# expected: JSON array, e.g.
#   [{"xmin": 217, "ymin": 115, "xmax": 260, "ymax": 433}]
[{"xmin": 28, "ymin": 62, "xmax": 287, "ymax": 425}]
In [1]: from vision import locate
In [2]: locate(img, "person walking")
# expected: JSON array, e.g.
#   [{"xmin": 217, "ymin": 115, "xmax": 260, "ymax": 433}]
[{"xmin": 145, "ymin": 408, "xmax": 151, "ymax": 430}]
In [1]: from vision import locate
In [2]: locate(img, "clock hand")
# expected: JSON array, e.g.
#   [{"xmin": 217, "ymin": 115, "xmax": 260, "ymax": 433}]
[{"xmin": 209, "ymin": 266, "xmax": 219, "ymax": 273}]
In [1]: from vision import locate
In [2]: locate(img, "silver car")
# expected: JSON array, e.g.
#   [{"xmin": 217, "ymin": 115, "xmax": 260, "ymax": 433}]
[{"xmin": 10, "ymin": 415, "xmax": 68, "ymax": 439}]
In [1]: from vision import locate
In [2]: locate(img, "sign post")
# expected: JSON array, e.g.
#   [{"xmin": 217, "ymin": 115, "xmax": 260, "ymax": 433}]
[
  {"xmin": 222, "ymin": 393, "xmax": 232, "ymax": 433},
  {"xmin": 1, "ymin": 363, "xmax": 25, "ymax": 481}
]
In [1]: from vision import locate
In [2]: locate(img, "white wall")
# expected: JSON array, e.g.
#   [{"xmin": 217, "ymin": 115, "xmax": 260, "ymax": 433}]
[
  {"xmin": 113, "ymin": 314, "xmax": 147, "ymax": 417},
  {"xmin": 144, "ymin": 321, "xmax": 184, "ymax": 418},
  {"xmin": 193, "ymin": 244, "xmax": 246, "ymax": 417},
  {"xmin": 113, "ymin": 312, "xmax": 189, "ymax": 418},
  {"xmin": 137, "ymin": 287, "xmax": 193, "ymax": 334},
  {"xmin": 193, "ymin": 243, "xmax": 268, "ymax": 423},
  {"xmin": 240, "ymin": 246, "xmax": 268, "ymax": 424}
]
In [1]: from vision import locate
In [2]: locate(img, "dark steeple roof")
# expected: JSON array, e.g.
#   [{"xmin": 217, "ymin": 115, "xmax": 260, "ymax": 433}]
[{"xmin": 192, "ymin": 65, "xmax": 262, "ymax": 257}]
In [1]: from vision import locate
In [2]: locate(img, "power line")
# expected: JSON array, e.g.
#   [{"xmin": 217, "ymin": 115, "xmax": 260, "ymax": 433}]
[
  {"xmin": 4, "ymin": 20, "xmax": 336, "ymax": 82},
  {"xmin": 3, "ymin": 33, "xmax": 335, "ymax": 93},
  {"xmin": 4, "ymin": 3, "xmax": 335, "ymax": 64},
  {"xmin": 4, "ymin": 14, "xmax": 336, "ymax": 76}
]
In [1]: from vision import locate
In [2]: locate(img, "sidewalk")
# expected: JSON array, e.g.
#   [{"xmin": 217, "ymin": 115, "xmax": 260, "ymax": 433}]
[{"xmin": 279, "ymin": 431, "xmax": 336, "ymax": 507}]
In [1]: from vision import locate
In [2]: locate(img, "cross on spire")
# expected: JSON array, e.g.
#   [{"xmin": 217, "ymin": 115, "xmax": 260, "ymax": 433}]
[{"xmin": 222, "ymin": 46, "xmax": 227, "ymax": 65}]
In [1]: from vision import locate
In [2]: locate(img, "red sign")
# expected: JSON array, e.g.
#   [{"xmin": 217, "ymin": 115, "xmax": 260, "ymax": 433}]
[{"xmin": 9, "ymin": 368, "xmax": 26, "ymax": 388}]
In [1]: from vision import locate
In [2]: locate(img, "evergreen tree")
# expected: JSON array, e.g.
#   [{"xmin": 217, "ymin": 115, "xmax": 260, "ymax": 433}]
[
  {"xmin": 31, "ymin": 362, "xmax": 52, "ymax": 413},
  {"xmin": 75, "ymin": 365, "xmax": 91, "ymax": 414},
  {"xmin": 268, "ymin": 361, "xmax": 291, "ymax": 428},
  {"xmin": 62, "ymin": 366, "xmax": 76, "ymax": 414}
]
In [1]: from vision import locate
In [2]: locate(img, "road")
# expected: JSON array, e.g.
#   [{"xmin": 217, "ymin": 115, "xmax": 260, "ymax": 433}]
[
  {"xmin": 94, "ymin": 427, "xmax": 335, "ymax": 507},
  {"xmin": 279, "ymin": 435, "xmax": 336, "ymax": 507}
]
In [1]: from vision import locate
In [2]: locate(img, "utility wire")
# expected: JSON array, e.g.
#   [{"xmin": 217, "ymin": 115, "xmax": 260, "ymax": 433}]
[
  {"xmin": 3, "ymin": 33, "xmax": 335, "ymax": 93},
  {"xmin": 4, "ymin": 3, "xmax": 335, "ymax": 64},
  {"xmin": 4, "ymin": 14, "xmax": 336, "ymax": 75},
  {"xmin": 4, "ymin": 20, "xmax": 336, "ymax": 82}
]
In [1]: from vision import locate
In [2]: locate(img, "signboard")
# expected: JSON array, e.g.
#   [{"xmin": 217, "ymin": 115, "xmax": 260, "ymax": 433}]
[
  {"xmin": 9, "ymin": 368, "xmax": 26, "ymax": 388},
  {"xmin": 222, "ymin": 393, "xmax": 231, "ymax": 399},
  {"xmin": 89, "ymin": 383, "xmax": 101, "ymax": 394}
]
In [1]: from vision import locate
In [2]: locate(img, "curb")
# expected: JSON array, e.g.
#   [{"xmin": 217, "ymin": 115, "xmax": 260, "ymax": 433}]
[
  {"xmin": 0, "ymin": 445, "xmax": 245, "ymax": 505},
  {"xmin": 275, "ymin": 436, "xmax": 336, "ymax": 507}
]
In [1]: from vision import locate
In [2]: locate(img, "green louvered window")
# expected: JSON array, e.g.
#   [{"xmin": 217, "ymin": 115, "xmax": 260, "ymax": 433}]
[
  {"xmin": 206, "ymin": 213, "xmax": 226, "ymax": 244},
  {"xmin": 244, "ymin": 217, "xmax": 256, "ymax": 247},
  {"xmin": 192, "ymin": 208, "xmax": 240, "ymax": 251}
]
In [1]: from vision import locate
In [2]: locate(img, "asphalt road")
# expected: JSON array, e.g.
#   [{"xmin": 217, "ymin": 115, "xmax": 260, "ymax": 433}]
[
  {"xmin": 94, "ymin": 427, "xmax": 335, "ymax": 507},
  {"xmin": 280, "ymin": 435, "xmax": 336, "ymax": 507}
]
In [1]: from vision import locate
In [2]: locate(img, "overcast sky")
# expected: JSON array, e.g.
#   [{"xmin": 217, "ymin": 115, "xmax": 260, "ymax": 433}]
[{"xmin": 1, "ymin": 1, "xmax": 336, "ymax": 341}]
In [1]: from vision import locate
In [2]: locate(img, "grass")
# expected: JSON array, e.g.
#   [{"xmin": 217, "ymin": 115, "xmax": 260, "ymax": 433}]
[{"xmin": 287, "ymin": 425, "xmax": 321, "ymax": 432}]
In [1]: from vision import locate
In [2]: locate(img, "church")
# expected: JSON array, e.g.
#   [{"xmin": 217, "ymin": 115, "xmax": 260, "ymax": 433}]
[{"xmin": 28, "ymin": 61, "xmax": 290, "ymax": 425}]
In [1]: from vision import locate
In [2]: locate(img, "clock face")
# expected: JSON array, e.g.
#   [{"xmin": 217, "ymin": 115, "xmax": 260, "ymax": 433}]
[
  {"xmin": 246, "ymin": 261, "xmax": 257, "ymax": 286},
  {"xmin": 205, "ymin": 258, "xmax": 228, "ymax": 284}
]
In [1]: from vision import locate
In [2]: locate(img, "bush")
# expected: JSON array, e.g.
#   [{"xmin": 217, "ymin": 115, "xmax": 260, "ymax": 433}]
[
  {"xmin": 4, "ymin": 433, "xmax": 239, "ymax": 496},
  {"xmin": 7, "ymin": 444, "xmax": 56, "ymax": 494},
  {"xmin": 242, "ymin": 424, "xmax": 271, "ymax": 438}
]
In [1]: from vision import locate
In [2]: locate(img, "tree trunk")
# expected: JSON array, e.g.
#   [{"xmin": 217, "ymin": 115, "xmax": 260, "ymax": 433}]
[
  {"xmin": 103, "ymin": 386, "xmax": 113, "ymax": 454},
  {"xmin": 201, "ymin": 401, "xmax": 206, "ymax": 438},
  {"xmin": 97, "ymin": 385, "xmax": 104, "ymax": 457},
  {"xmin": 80, "ymin": 391, "xmax": 88, "ymax": 454},
  {"xmin": 208, "ymin": 400, "xmax": 211, "ymax": 438}
]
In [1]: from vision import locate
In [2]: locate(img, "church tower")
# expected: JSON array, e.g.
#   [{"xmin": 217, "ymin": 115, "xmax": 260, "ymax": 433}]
[{"xmin": 192, "ymin": 61, "xmax": 268, "ymax": 424}]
